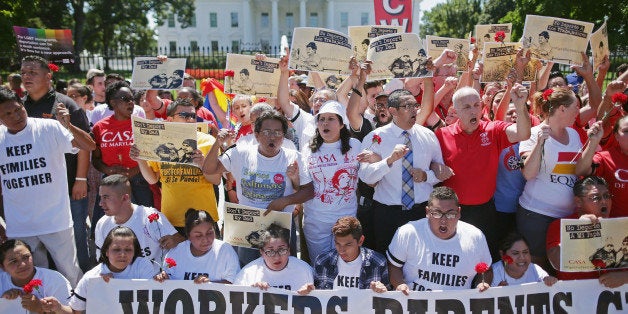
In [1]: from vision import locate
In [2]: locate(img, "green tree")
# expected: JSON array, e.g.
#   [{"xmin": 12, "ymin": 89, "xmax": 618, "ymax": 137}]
[
  {"xmin": 478, "ymin": 0, "xmax": 515, "ymax": 25},
  {"xmin": 420, "ymin": 0, "xmax": 482, "ymax": 38}
]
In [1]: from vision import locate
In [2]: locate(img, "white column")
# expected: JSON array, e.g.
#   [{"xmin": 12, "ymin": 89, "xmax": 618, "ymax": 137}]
[
  {"xmin": 272, "ymin": 0, "xmax": 279, "ymax": 47},
  {"xmin": 326, "ymin": 0, "xmax": 334, "ymax": 29},
  {"xmin": 242, "ymin": 0, "xmax": 253, "ymax": 48},
  {"xmin": 412, "ymin": 0, "xmax": 422, "ymax": 34},
  {"xmin": 300, "ymin": 0, "xmax": 307, "ymax": 27}
]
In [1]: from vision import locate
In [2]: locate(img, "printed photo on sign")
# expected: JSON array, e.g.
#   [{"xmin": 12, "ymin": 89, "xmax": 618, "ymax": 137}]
[
  {"xmin": 474, "ymin": 24, "xmax": 512, "ymax": 55},
  {"xmin": 13, "ymin": 26, "xmax": 75, "ymax": 64},
  {"xmin": 289, "ymin": 27, "xmax": 353, "ymax": 74},
  {"xmin": 307, "ymin": 72, "xmax": 348, "ymax": 90},
  {"xmin": 348, "ymin": 25, "xmax": 404, "ymax": 63},
  {"xmin": 426, "ymin": 35, "xmax": 470, "ymax": 71},
  {"xmin": 130, "ymin": 57, "xmax": 187, "ymax": 90},
  {"xmin": 222, "ymin": 202, "xmax": 292, "ymax": 249},
  {"xmin": 590, "ymin": 21, "xmax": 609, "ymax": 70},
  {"xmin": 560, "ymin": 217, "xmax": 627, "ymax": 272},
  {"xmin": 482, "ymin": 42, "xmax": 539, "ymax": 83},
  {"xmin": 131, "ymin": 116, "xmax": 199, "ymax": 166},
  {"xmin": 367, "ymin": 33, "xmax": 432, "ymax": 80},
  {"xmin": 521, "ymin": 15, "xmax": 593, "ymax": 65},
  {"xmin": 225, "ymin": 53, "xmax": 281, "ymax": 96}
]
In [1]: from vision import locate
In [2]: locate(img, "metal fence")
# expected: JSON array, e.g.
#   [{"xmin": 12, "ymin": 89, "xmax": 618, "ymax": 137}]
[{"xmin": 1, "ymin": 45, "xmax": 627, "ymax": 83}]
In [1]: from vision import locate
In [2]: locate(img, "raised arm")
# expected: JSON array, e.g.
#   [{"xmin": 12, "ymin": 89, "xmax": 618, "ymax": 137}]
[
  {"xmin": 505, "ymin": 83, "xmax": 531, "ymax": 143},
  {"xmin": 575, "ymin": 121, "xmax": 603, "ymax": 176},
  {"xmin": 277, "ymin": 54, "xmax": 296, "ymax": 118},
  {"xmin": 572, "ymin": 52, "xmax": 602, "ymax": 123}
]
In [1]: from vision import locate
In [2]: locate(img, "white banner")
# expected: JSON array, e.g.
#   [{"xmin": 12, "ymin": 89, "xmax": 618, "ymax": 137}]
[{"xmin": 0, "ymin": 278, "xmax": 621, "ymax": 313}]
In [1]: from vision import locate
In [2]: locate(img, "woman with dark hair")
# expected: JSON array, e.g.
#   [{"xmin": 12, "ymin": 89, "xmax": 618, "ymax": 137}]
[
  {"xmin": 302, "ymin": 100, "xmax": 362, "ymax": 262},
  {"xmin": 154, "ymin": 209, "xmax": 239, "ymax": 284},
  {"xmin": 70, "ymin": 227, "xmax": 155, "ymax": 313},
  {"xmin": 234, "ymin": 223, "xmax": 313, "ymax": 292}
]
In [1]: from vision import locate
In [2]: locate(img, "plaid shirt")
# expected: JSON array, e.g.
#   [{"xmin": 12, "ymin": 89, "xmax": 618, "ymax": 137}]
[{"xmin": 314, "ymin": 246, "xmax": 390, "ymax": 290}]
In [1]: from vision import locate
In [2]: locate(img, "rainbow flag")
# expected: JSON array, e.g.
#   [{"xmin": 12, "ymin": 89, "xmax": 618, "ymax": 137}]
[
  {"xmin": 225, "ymin": 101, "xmax": 237, "ymax": 130},
  {"xmin": 200, "ymin": 78, "xmax": 229, "ymax": 112}
]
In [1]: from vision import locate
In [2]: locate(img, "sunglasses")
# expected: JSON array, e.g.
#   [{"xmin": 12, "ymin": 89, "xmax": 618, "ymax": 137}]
[{"xmin": 176, "ymin": 112, "xmax": 197, "ymax": 119}]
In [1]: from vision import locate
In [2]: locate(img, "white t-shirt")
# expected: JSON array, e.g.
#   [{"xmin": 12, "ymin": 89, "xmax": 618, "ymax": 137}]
[
  {"xmin": 163, "ymin": 239, "xmax": 240, "ymax": 283},
  {"xmin": 490, "ymin": 260, "xmax": 549, "ymax": 286},
  {"xmin": 220, "ymin": 145, "xmax": 311, "ymax": 213},
  {"xmin": 69, "ymin": 258, "xmax": 155, "ymax": 311},
  {"xmin": 0, "ymin": 267, "xmax": 71, "ymax": 304},
  {"xmin": 519, "ymin": 125, "xmax": 582, "ymax": 218},
  {"xmin": 387, "ymin": 219, "xmax": 491, "ymax": 291},
  {"xmin": 287, "ymin": 103, "xmax": 316, "ymax": 151},
  {"xmin": 234, "ymin": 256, "xmax": 313, "ymax": 291},
  {"xmin": 0, "ymin": 118, "xmax": 75, "ymax": 237},
  {"xmin": 236, "ymin": 134, "xmax": 297, "ymax": 150},
  {"xmin": 94, "ymin": 205, "xmax": 177, "ymax": 262},
  {"xmin": 333, "ymin": 255, "xmax": 363, "ymax": 290}
]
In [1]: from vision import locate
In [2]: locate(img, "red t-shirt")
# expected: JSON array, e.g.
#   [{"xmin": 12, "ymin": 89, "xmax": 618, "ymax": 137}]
[
  {"xmin": 236, "ymin": 124, "xmax": 253, "ymax": 141},
  {"xmin": 92, "ymin": 115, "xmax": 137, "ymax": 168},
  {"xmin": 593, "ymin": 145, "xmax": 628, "ymax": 217},
  {"xmin": 435, "ymin": 120, "xmax": 512, "ymax": 205}
]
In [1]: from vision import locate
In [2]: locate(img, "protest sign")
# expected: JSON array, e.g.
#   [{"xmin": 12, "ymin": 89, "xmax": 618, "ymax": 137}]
[
  {"xmin": 373, "ymin": 0, "xmax": 413, "ymax": 33},
  {"xmin": 0, "ymin": 278, "xmax": 615, "ymax": 313},
  {"xmin": 130, "ymin": 57, "xmax": 187, "ymax": 90},
  {"xmin": 225, "ymin": 54, "xmax": 281, "ymax": 96},
  {"xmin": 426, "ymin": 35, "xmax": 470, "ymax": 71},
  {"xmin": 348, "ymin": 25, "xmax": 404, "ymax": 63},
  {"xmin": 560, "ymin": 217, "xmax": 627, "ymax": 272},
  {"xmin": 223, "ymin": 202, "xmax": 292, "ymax": 249},
  {"xmin": 13, "ymin": 26, "xmax": 74, "ymax": 64},
  {"xmin": 131, "ymin": 116, "xmax": 198, "ymax": 166},
  {"xmin": 474, "ymin": 24, "xmax": 512, "ymax": 54},
  {"xmin": 590, "ymin": 21, "xmax": 610, "ymax": 70},
  {"xmin": 367, "ymin": 33, "xmax": 432, "ymax": 80},
  {"xmin": 307, "ymin": 72, "xmax": 348, "ymax": 90},
  {"xmin": 482, "ymin": 42, "xmax": 539, "ymax": 83},
  {"xmin": 289, "ymin": 27, "xmax": 353, "ymax": 74},
  {"xmin": 521, "ymin": 15, "xmax": 594, "ymax": 65}
]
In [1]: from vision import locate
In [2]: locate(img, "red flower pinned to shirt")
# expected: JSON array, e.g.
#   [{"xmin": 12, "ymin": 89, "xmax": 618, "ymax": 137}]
[
  {"xmin": 494, "ymin": 31, "xmax": 506, "ymax": 43},
  {"xmin": 502, "ymin": 254, "xmax": 514, "ymax": 265},
  {"xmin": 591, "ymin": 258, "xmax": 606, "ymax": 269},
  {"xmin": 48, "ymin": 63, "xmax": 59, "ymax": 72},
  {"xmin": 23, "ymin": 279, "xmax": 43, "ymax": 294},
  {"xmin": 475, "ymin": 262, "xmax": 489, "ymax": 274},
  {"xmin": 224, "ymin": 70, "xmax": 235, "ymax": 77},
  {"xmin": 470, "ymin": 37, "xmax": 476, "ymax": 44},
  {"xmin": 372, "ymin": 134, "xmax": 382, "ymax": 145},
  {"xmin": 611, "ymin": 92, "xmax": 628, "ymax": 105},
  {"xmin": 542, "ymin": 88, "xmax": 554, "ymax": 101},
  {"xmin": 165, "ymin": 258, "xmax": 177, "ymax": 268},
  {"xmin": 148, "ymin": 213, "xmax": 160, "ymax": 223}
]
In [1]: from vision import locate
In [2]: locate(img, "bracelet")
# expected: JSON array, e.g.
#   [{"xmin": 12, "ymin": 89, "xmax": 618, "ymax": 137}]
[
  {"xmin": 75, "ymin": 177, "xmax": 87, "ymax": 181},
  {"xmin": 351, "ymin": 88, "xmax": 363, "ymax": 97}
]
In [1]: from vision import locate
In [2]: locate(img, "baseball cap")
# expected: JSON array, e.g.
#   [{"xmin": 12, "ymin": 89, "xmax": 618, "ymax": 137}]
[
  {"xmin": 375, "ymin": 91, "xmax": 389, "ymax": 99},
  {"xmin": 316, "ymin": 100, "xmax": 349, "ymax": 126}
]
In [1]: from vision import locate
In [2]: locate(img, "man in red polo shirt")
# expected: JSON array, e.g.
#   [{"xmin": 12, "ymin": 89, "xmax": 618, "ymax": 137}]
[{"xmin": 435, "ymin": 84, "xmax": 531, "ymax": 260}]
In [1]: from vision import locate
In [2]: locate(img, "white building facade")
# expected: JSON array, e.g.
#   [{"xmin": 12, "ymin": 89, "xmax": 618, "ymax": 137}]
[{"xmin": 157, "ymin": 0, "xmax": 421, "ymax": 54}]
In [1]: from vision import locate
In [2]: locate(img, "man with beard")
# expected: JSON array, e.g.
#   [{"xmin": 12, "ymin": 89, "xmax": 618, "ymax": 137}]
[
  {"xmin": 546, "ymin": 176, "xmax": 627, "ymax": 288},
  {"xmin": 435, "ymin": 85, "xmax": 531, "ymax": 260}
]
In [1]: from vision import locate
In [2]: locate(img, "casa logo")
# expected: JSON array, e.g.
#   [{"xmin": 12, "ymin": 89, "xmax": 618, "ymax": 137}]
[
  {"xmin": 480, "ymin": 132, "xmax": 491, "ymax": 146},
  {"xmin": 615, "ymin": 169, "xmax": 628, "ymax": 183},
  {"xmin": 568, "ymin": 259, "xmax": 587, "ymax": 264},
  {"xmin": 273, "ymin": 173, "xmax": 284, "ymax": 184}
]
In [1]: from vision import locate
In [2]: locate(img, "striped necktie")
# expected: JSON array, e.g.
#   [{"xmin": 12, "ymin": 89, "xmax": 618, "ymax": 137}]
[{"xmin": 401, "ymin": 130, "xmax": 414, "ymax": 210}]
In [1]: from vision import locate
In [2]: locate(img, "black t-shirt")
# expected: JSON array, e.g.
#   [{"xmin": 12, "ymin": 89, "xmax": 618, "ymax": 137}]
[{"xmin": 23, "ymin": 88, "xmax": 91, "ymax": 194}]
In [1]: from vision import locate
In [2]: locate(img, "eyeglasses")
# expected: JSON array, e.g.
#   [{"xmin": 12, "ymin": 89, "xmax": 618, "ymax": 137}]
[
  {"xmin": 176, "ymin": 112, "xmax": 197, "ymax": 119},
  {"xmin": 586, "ymin": 194, "xmax": 613, "ymax": 203},
  {"xmin": 312, "ymin": 97, "xmax": 328, "ymax": 103},
  {"xmin": 263, "ymin": 248, "xmax": 289, "ymax": 257},
  {"xmin": 113, "ymin": 95, "xmax": 134, "ymax": 102},
  {"xmin": 429, "ymin": 210, "xmax": 458, "ymax": 219},
  {"xmin": 396, "ymin": 103, "xmax": 420, "ymax": 110},
  {"xmin": 259, "ymin": 130, "xmax": 284, "ymax": 138}
]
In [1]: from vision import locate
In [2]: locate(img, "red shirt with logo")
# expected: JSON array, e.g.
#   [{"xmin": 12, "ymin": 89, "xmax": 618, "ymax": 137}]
[
  {"xmin": 92, "ymin": 116, "xmax": 137, "ymax": 168},
  {"xmin": 593, "ymin": 145, "xmax": 628, "ymax": 217},
  {"xmin": 436, "ymin": 120, "xmax": 512, "ymax": 205}
]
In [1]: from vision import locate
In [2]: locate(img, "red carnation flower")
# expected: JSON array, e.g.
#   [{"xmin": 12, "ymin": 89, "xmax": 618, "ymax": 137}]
[
  {"xmin": 475, "ymin": 262, "xmax": 489, "ymax": 274},
  {"xmin": 470, "ymin": 37, "xmax": 476, "ymax": 44},
  {"xmin": 224, "ymin": 70, "xmax": 235, "ymax": 77},
  {"xmin": 23, "ymin": 279, "xmax": 43, "ymax": 294},
  {"xmin": 48, "ymin": 63, "xmax": 59, "ymax": 72},
  {"xmin": 494, "ymin": 31, "xmax": 506, "ymax": 43},
  {"xmin": 611, "ymin": 92, "xmax": 628, "ymax": 105},
  {"xmin": 165, "ymin": 257, "xmax": 177, "ymax": 268},
  {"xmin": 226, "ymin": 93, "xmax": 236, "ymax": 100},
  {"xmin": 502, "ymin": 254, "xmax": 514, "ymax": 265},
  {"xmin": 542, "ymin": 88, "xmax": 554, "ymax": 101},
  {"xmin": 372, "ymin": 134, "xmax": 382, "ymax": 145},
  {"xmin": 148, "ymin": 213, "xmax": 160, "ymax": 223},
  {"xmin": 591, "ymin": 258, "xmax": 606, "ymax": 269}
]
